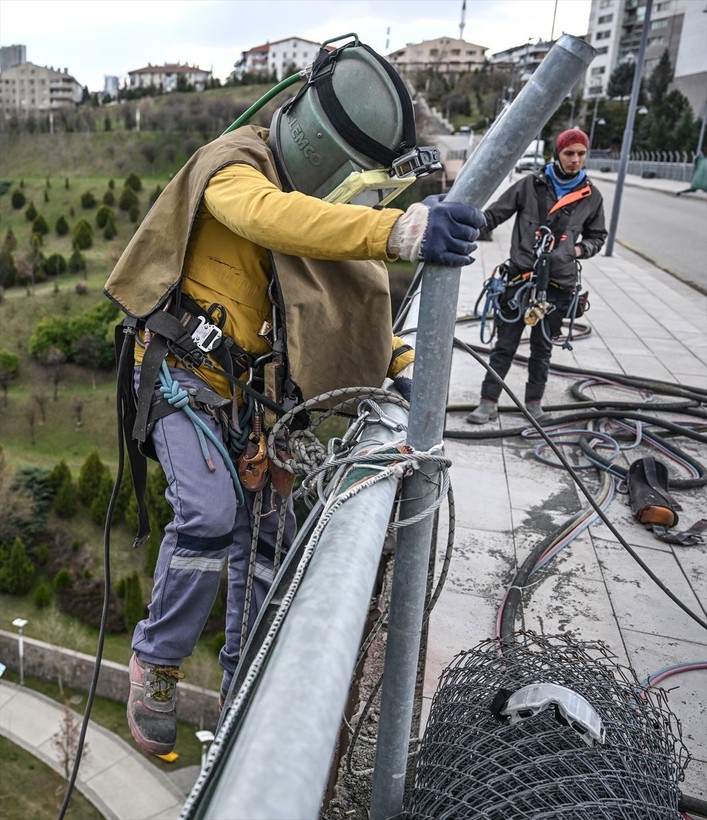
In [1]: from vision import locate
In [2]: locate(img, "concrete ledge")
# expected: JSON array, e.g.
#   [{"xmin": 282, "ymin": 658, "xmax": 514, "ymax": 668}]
[{"xmin": 0, "ymin": 630, "xmax": 217, "ymax": 725}]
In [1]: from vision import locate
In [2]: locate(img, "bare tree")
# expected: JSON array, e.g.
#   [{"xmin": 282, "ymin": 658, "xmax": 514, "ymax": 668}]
[
  {"xmin": 33, "ymin": 389, "xmax": 48, "ymax": 424},
  {"xmin": 27, "ymin": 404, "xmax": 36, "ymax": 445},
  {"xmin": 52, "ymin": 702, "xmax": 89, "ymax": 779},
  {"xmin": 72, "ymin": 396, "xmax": 84, "ymax": 428}
]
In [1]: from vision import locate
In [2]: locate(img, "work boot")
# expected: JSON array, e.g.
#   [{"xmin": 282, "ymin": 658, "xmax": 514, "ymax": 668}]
[
  {"xmin": 466, "ymin": 399, "xmax": 499, "ymax": 424},
  {"xmin": 127, "ymin": 653, "xmax": 184, "ymax": 756},
  {"xmin": 525, "ymin": 401, "xmax": 551, "ymax": 424}
]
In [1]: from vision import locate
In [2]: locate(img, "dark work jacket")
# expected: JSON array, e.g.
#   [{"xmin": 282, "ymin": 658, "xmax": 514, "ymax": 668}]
[{"xmin": 483, "ymin": 171, "xmax": 607, "ymax": 289}]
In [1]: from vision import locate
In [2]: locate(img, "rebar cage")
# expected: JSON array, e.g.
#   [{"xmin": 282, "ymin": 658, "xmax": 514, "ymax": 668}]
[{"xmin": 404, "ymin": 632, "xmax": 689, "ymax": 819}]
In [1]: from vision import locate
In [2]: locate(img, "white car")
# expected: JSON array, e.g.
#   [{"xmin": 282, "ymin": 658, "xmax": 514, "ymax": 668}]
[{"xmin": 515, "ymin": 154, "xmax": 545, "ymax": 173}]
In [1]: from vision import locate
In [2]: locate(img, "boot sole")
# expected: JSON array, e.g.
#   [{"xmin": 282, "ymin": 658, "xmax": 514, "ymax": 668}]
[{"xmin": 126, "ymin": 707, "xmax": 176, "ymax": 756}]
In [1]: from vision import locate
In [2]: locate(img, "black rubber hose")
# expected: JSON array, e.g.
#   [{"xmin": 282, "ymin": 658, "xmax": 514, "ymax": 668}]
[{"xmin": 679, "ymin": 792, "xmax": 707, "ymax": 818}]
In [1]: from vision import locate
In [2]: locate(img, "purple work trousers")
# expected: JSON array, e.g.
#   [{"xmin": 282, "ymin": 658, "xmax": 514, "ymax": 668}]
[{"xmin": 131, "ymin": 367, "xmax": 296, "ymax": 694}]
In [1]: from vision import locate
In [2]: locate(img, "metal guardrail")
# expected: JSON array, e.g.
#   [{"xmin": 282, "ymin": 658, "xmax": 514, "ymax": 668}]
[{"xmin": 586, "ymin": 154, "xmax": 698, "ymax": 183}]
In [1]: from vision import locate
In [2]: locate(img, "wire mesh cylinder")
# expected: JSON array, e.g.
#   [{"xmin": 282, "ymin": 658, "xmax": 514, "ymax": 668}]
[{"xmin": 404, "ymin": 633, "xmax": 688, "ymax": 819}]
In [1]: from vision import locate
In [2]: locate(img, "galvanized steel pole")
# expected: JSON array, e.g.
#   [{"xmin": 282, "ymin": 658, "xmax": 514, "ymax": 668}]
[
  {"xmin": 370, "ymin": 34, "xmax": 598, "ymax": 820},
  {"xmin": 605, "ymin": 0, "xmax": 652, "ymax": 257},
  {"xmin": 196, "ymin": 405, "xmax": 410, "ymax": 820}
]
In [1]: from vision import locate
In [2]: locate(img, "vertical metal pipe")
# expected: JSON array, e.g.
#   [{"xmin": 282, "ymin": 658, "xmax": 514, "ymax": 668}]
[
  {"xmin": 605, "ymin": 0, "xmax": 653, "ymax": 257},
  {"xmin": 370, "ymin": 33, "xmax": 597, "ymax": 820}
]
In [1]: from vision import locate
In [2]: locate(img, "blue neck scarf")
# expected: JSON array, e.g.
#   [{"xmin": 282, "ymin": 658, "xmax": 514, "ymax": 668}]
[{"xmin": 546, "ymin": 162, "xmax": 587, "ymax": 198}]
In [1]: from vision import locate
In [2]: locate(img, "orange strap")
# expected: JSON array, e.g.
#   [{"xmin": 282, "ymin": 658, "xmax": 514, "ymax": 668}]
[{"xmin": 547, "ymin": 184, "xmax": 592, "ymax": 216}]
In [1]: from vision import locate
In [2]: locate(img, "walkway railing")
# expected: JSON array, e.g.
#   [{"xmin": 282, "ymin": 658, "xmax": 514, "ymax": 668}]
[{"xmin": 586, "ymin": 151, "xmax": 698, "ymax": 182}]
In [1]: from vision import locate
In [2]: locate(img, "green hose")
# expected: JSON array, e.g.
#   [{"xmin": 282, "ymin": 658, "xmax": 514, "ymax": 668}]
[{"xmin": 221, "ymin": 72, "xmax": 304, "ymax": 135}]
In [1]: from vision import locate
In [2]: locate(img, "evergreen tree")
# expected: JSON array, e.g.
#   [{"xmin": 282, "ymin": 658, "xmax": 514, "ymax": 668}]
[
  {"xmin": 49, "ymin": 459, "xmax": 72, "ymax": 492},
  {"xmin": 124, "ymin": 172, "xmax": 143, "ymax": 192},
  {"xmin": 123, "ymin": 571, "xmax": 145, "ymax": 632},
  {"xmin": 0, "ymin": 250, "xmax": 17, "ymax": 289},
  {"xmin": 3, "ymin": 228, "xmax": 18, "ymax": 251},
  {"xmin": 32, "ymin": 215, "xmax": 49, "ymax": 236},
  {"xmin": 89, "ymin": 471, "xmax": 114, "ymax": 526},
  {"xmin": 55, "ymin": 215, "xmax": 70, "ymax": 236},
  {"xmin": 33, "ymin": 580, "xmax": 52, "ymax": 608},
  {"xmin": 25, "ymin": 202, "xmax": 38, "ymax": 222},
  {"xmin": 73, "ymin": 219, "xmax": 93, "ymax": 250},
  {"xmin": 77, "ymin": 449, "xmax": 109, "ymax": 507},
  {"xmin": 11, "ymin": 189, "xmax": 26, "ymax": 209},
  {"xmin": 68, "ymin": 249, "xmax": 86, "ymax": 273},
  {"xmin": 648, "ymin": 49, "xmax": 673, "ymax": 105},
  {"xmin": 0, "ymin": 536, "xmax": 36, "ymax": 594},
  {"xmin": 54, "ymin": 476, "xmax": 79, "ymax": 518},
  {"xmin": 103, "ymin": 215, "xmax": 117, "ymax": 239}
]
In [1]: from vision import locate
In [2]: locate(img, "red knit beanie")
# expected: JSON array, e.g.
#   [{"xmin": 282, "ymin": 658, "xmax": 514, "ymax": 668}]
[{"xmin": 555, "ymin": 128, "xmax": 590, "ymax": 153}]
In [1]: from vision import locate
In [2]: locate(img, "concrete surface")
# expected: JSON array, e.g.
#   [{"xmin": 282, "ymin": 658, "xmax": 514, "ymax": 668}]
[{"xmin": 422, "ymin": 171, "xmax": 707, "ymax": 804}]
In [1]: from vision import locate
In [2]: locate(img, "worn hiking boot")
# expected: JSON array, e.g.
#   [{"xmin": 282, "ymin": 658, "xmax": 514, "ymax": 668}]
[
  {"xmin": 127, "ymin": 653, "xmax": 184, "ymax": 756},
  {"xmin": 466, "ymin": 399, "xmax": 499, "ymax": 424},
  {"xmin": 525, "ymin": 401, "xmax": 551, "ymax": 424}
]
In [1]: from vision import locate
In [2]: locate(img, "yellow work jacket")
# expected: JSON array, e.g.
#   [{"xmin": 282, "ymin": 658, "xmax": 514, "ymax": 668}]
[{"xmin": 105, "ymin": 126, "xmax": 414, "ymax": 402}]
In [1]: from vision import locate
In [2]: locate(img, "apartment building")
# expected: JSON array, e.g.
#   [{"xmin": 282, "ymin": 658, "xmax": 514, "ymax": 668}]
[
  {"xmin": 0, "ymin": 44, "xmax": 27, "ymax": 71},
  {"xmin": 386, "ymin": 37, "xmax": 488, "ymax": 76},
  {"xmin": 235, "ymin": 37, "xmax": 323, "ymax": 81},
  {"xmin": 0, "ymin": 62, "xmax": 83, "ymax": 117},
  {"xmin": 490, "ymin": 39, "xmax": 552, "ymax": 77},
  {"xmin": 127, "ymin": 62, "xmax": 212, "ymax": 93},
  {"xmin": 584, "ymin": 0, "xmax": 706, "ymax": 115}
]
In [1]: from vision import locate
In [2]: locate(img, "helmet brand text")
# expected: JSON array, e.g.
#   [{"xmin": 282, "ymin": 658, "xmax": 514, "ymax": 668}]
[{"xmin": 287, "ymin": 115, "xmax": 322, "ymax": 167}]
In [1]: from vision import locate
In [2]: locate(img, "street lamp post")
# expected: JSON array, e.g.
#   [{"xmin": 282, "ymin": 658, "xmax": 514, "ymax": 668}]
[
  {"xmin": 12, "ymin": 618, "xmax": 28, "ymax": 686},
  {"xmin": 195, "ymin": 729, "xmax": 215, "ymax": 770}
]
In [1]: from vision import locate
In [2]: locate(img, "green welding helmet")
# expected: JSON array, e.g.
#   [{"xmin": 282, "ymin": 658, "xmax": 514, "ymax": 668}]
[{"xmin": 269, "ymin": 34, "xmax": 441, "ymax": 205}]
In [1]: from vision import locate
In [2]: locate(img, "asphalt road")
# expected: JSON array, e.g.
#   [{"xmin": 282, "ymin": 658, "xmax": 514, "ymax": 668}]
[{"xmin": 598, "ymin": 179, "xmax": 707, "ymax": 293}]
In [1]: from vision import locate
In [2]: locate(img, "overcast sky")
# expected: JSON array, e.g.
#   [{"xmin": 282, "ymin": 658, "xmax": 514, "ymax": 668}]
[{"xmin": 1, "ymin": 0, "xmax": 591, "ymax": 92}]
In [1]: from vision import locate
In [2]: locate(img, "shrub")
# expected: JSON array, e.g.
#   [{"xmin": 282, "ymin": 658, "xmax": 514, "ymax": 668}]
[
  {"xmin": 102, "ymin": 189, "xmax": 115, "ymax": 206},
  {"xmin": 56, "ymin": 577, "xmax": 125, "ymax": 632},
  {"xmin": 32, "ymin": 215, "xmax": 49, "ymax": 236},
  {"xmin": 55, "ymin": 215, "xmax": 70, "ymax": 236},
  {"xmin": 103, "ymin": 215, "xmax": 117, "ymax": 240},
  {"xmin": 43, "ymin": 253, "xmax": 67, "ymax": 277},
  {"xmin": 95, "ymin": 205, "xmax": 114, "ymax": 228},
  {"xmin": 68, "ymin": 249, "xmax": 86, "ymax": 273},
  {"xmin": 122, "ymin": 571, "xmax": 145, "ymax": 632},
  {"xmin": 33, "ymin": 581, "xmax": 52, "ymax": 608},
  {"xmin": 78, "ymin": 449, "xmax": 110, "ymax": 506},
  {"xmin": 75, "ymin": 281, "xmax": 88, "ymax": 295},
  {"xmin": 49, "ymin": 459, "xmax": 72, "ymax": 492},
  {"xmin": 72, "ymin": 219, "xmax": 93, "ymax": 250},
  {"xmin": 89, "ymin": 472, "xmax": 114, "ymax": 526},
  {"xmin": 25, "ymin": 202, "xmax": 38, "ymax": 222},
  {"xmin": 128, "ymin": 205, "xmax": 140, "ymax": 223},
  {"xmin": 0, "ymin": 537, "xmax": 36, "ymax": 594},
  {"xmin": 118, "ymin": 186, "xmax": 138, "ymax": 212},
  {"xmin": 80, "ymin": 191, "xmax": 97, "ymax": 209},
  {"xmin": 54, "ymin": 477, "xmax": 78, "ymax": 518},
  {"xmin": 0, "ymin": 249, "xmax": 17, "ymax": 288},
  {"xmin": 3, "ymin": 228, "xmax": 18, "ymax": 251},
  {"xmin": 124, "ymin": 172, "xmax": 143, "ymax": 192},
  {"xmin": 53, "ymin": 567, "xmax": 73, "ymax": 589},
  {"xmin": 11, "ymin": 189, "xmax": 26, "ymax": 209}
]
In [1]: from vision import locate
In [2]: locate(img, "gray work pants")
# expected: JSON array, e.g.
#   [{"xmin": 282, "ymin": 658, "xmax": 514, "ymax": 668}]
[{"xmin": 131, "ymin": 366, "xmax": 296, "ymax": 694}]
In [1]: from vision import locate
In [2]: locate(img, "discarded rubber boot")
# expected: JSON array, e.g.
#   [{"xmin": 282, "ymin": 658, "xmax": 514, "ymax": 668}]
[
  {"xmin": 466, "ymin": 399, "xmax": 499, "ymax": 424},
  {"xmin": 127, "ymin": 653, "xmax": 184, "ymax": 756},
  {"xmin": 525, "ymin": 401, "xmax": 551, "ymax": 424}
]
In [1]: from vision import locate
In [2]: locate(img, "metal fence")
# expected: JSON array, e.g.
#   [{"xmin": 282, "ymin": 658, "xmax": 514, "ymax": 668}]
[{"xmin": 586, "ymin": 150, "xmax": 699, "ymax": 182}]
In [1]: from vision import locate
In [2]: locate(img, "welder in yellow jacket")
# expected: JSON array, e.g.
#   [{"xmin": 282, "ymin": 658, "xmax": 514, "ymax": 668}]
[{"xmin": 106, "ymin": 37, "xmax": 485, "ymax": 757}]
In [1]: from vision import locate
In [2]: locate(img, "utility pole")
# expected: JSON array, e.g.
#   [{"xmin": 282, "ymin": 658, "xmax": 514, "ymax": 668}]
[{"xmin": 605, "ymin": 0, "xmax": 653, "ymax": 257}]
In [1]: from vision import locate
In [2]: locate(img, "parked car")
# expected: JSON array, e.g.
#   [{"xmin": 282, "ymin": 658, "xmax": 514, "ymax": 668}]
[{"xmin": 515, "ymin": 154, "xmax": 545, "ymax": 173}]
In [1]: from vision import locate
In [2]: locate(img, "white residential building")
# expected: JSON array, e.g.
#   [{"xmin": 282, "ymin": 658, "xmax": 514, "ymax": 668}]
[
  {"xmin": 127, "ymin": 62, "xmax": 212, "ymax": 93},
  {"xmin": 236, "ymin": 38, "xmax": 323, "ymax": 81},
  {"xmin": 583, "ymin": 0, "xmax": 706, "ymax": 115}
]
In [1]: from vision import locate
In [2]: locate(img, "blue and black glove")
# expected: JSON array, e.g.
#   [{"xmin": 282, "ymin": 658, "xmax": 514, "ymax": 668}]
[{"xmin": 387, "ymin": 195, "xmax": 486, "ymax": 268}]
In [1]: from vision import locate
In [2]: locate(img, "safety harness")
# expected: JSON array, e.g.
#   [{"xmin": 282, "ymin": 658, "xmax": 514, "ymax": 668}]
[
  {"xmin": 115, "ymin": 286, "xmax": 300, "ymax": 548},
  {"xmin": 475, "ymin": 180, "xmax": 592, "ymax": 348}
]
